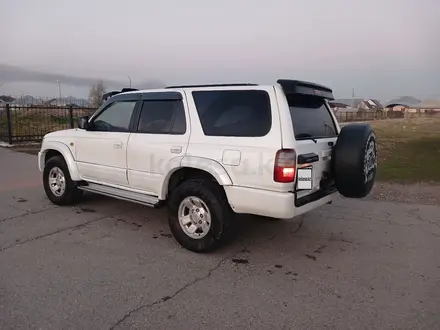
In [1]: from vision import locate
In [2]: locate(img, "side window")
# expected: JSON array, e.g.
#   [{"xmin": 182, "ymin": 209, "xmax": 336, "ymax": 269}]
[
  {"xmin": 92, "ymin": 101, "xmax": 136, "ymax": 132},
  {"xmin": 137, "ymin": 100, "xmax": 186, "ymax": 134},
  {"xmin": 192, "ymin": 90, "xmax": 271, "ymax": 137}
]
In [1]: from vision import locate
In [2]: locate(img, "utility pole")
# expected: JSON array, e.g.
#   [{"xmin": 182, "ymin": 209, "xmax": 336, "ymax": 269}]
[
  {"xmin": 57, "ymin": 80, "xmax": 62, "ymax": 103},
  {"xmin": 128, "ymin": 76, "xmax": 132, "ymax": 88}
]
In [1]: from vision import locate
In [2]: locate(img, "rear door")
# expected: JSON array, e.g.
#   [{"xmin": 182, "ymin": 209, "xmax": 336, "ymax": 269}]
[
  {"xmin": 286, "ymin": 94, "xmax": 338, "ymax": 198},
  {"xmin": 126, "ymin": 91, "xmax": 190, "ymax": 195}
]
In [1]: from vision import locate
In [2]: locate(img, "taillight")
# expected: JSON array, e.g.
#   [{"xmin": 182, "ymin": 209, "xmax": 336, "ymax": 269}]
[{"xmin": 274, "ymin": 149, "xmax": 296, "ymax": 183}]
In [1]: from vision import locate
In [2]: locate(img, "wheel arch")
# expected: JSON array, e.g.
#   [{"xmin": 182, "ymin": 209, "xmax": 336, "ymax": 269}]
[
  {"xmin": 40, "ymin": 141, "xmax": 82, "ymax": 181},
  {"xmin": 159, "ymin": 157, "xmax": 233, "ymax": 200}
]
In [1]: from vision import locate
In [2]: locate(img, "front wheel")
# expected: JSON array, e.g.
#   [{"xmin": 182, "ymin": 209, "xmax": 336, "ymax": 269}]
[
  {"xmin": 168, "ymin": 179, "xmax": 234, "ymax": 253},
  {"xmin": 43, "ymin": 155, "xmax": 83, "ymax": 206}
]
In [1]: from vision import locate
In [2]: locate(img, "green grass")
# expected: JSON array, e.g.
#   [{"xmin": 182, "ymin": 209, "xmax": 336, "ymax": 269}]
[
  {"xmin": 372, "ymin": 117, "xmax": 440, "ymax": 183},
  {"xmin": 376, "ymin": 137, "xmax": 440, "ymax": 183}
]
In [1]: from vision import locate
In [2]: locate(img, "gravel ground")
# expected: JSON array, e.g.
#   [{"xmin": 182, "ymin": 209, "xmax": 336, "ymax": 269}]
[{"xmin": 371, "ymin": 182, "xmax": 440, "ymax": 206}]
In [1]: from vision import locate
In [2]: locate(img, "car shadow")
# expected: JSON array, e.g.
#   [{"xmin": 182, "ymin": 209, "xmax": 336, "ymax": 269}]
[{"xmin": 75, "ymin": 192, "xmax": 330, "ymax": 259}]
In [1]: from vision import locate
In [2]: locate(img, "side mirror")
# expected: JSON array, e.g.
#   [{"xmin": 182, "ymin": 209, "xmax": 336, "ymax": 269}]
[{"xmin": 78, "ymin": 116, "xmax": 89, "ymax": 130}]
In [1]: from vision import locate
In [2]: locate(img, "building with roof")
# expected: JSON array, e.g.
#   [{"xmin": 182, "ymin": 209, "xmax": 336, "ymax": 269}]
[
  {"xmin": 0, "ymin": 95, "xmax": 15, "ymax": 103},
  {"xmin": 329, "ymin": 98, "xmax": 383, "ymax": 112},
  {"xmin": 384, "ymin": 96, "xmax": 421, "ymax": 108},
  {"xmin": 384, "ymin": 96, "xmax": 440, "ymax": 112}
]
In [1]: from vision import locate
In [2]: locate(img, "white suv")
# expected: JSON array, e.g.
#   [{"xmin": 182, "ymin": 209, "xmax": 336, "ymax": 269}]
[{"xmin": 38, "ymin": 80, "xmax": 377, "ymax": 252}]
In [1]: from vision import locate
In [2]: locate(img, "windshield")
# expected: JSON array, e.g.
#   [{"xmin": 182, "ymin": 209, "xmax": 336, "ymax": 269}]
[{"xmin": 287, "ymin": 94, "xmax": 337, "ymax": 140}]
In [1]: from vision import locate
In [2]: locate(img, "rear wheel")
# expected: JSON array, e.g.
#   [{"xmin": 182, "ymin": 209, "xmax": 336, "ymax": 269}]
[
  {"xmin": 168, "ymin": 179, "xmax": 234, "ymax": 252},
  {"xmin": 43, "ymin": 155, "xmax": 83, "ymax": 205}
]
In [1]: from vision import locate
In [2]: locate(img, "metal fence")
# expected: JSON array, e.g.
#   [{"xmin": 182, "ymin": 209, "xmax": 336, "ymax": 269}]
[
  {"xmin": 334, "ymin": 110, "xmax": 440, "ymax": 123},
  {"xmin": 0, "ymin": 104, "xmax": 97, "ymax": 144},
  {"xmin": 334, "ymin": 111, "xmax": 393, "ymax": 122}
]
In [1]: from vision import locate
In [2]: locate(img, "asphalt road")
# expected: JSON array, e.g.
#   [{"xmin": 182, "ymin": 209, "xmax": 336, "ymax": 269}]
[{"xmin": 0, "ymin": 147, "xmax": 439, "ymax": 330}]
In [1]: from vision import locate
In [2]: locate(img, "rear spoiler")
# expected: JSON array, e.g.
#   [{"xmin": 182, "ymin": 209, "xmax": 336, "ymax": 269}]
[
  {"xmin": 102, "ymin": 88, "xmax": 139, "ymax": 101},
  {"xmin": 277, "ymin": 79, "xmax": 334, "ymax": 100}
]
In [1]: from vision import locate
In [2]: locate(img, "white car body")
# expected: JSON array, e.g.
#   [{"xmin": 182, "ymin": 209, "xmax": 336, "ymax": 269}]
[{"xmin": 39, "ymin": 83, "xmax": 341, "ymax": 220}]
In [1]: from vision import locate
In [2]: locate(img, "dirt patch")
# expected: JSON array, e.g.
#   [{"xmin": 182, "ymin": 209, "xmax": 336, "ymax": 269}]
[
  {"xmin": 232, "ymin": 258, "xmax": 249, "ymax": 265},
  {"xmin": 369, "ymin": 182, "xmax": 440, "ymax": 206}
]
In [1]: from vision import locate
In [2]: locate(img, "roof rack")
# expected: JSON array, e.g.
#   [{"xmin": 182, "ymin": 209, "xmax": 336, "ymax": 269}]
[
  {"xmin": 165, "ymin": 83, "xmax": 258, "ymax": 89},
  {"xmin": 102, "ymin": 88, "xmax": 139, "ymax": 101}
]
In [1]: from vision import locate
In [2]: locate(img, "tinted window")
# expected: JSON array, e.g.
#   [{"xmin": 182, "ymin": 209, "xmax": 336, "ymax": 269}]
[
  {"xmin": 287, "ymin": 95, "xmax": 337, "ymax": 140},
  {"xmin": 137, "ymin": 100, "xmax": 186, "ymax": 134},
  {"xmin": 92, "ymin": 101, "xmax": 136, "ymax": 132},
  {"xmin": 192, "ymin": 90, "xmax": 271, "ymax": 137}
]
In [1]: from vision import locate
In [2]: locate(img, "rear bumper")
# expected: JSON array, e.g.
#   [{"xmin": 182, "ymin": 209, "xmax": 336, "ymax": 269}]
[
  {"xmin": 224, "ymin": 186, "xmax": 337, "ymax": 220},
  {"xmin": 295, "ymin": 184, "xmax": 337, "ymax": 208}
]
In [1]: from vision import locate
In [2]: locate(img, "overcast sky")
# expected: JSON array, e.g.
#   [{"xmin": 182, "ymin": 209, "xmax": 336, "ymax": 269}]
[{"xmin": 1, "ymin": 0, "xmax": 439, "ymax": 100}]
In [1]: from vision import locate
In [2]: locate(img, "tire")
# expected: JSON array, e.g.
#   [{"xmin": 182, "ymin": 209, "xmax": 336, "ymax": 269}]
[
  {"xmin": 43, "ymin": 155, "xmax": 83, "ymax": 205},
  {"xmin": 332, "ymin": 123, "xmax": 377, "ymax": 198},
  {"xmin": 167, "ymin": 179, "xmax": 234, "ymax": 253}
]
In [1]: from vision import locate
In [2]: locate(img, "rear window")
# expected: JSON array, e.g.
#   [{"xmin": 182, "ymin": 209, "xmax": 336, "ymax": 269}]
[
  {"xmin": 287, "ymin": 94, "xmax": 337, "ymax": 140},
  {"xmin": 192, "ymin": 90, "xmax": 271, "ymax": 137}
]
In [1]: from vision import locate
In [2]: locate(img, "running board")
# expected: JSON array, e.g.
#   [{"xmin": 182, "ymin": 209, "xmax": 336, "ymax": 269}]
[{"xmin": 78, "ymin": 183, "xmax": 160, "ymax": 207}]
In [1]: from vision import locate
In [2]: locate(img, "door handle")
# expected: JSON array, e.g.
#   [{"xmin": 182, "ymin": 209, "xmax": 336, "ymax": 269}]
[
  {"xmin": 170, "ymin": 146, "xmax": 182, "ymax": 154},
  {"xmin": 113, "ymin": 142, "xmax": 123, "ymax": 149}
]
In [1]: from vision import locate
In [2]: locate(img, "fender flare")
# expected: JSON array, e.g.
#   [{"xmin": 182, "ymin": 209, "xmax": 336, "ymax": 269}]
[
  {"xmin": 39, "ymin": 141, "xmax": 82, "ymax": 181},
  {"xmin": 159, "ymin": 156, "xmax": 233, "ymax": 199}
]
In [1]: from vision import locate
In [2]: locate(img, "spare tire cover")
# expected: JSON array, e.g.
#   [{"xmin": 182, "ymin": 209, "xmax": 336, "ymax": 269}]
[{"xmin": 332, "ymin": 123, "xmax": 377, "ymax": 198}]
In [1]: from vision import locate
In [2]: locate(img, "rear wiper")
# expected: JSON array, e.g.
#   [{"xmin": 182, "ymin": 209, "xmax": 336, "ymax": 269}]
[{"xmin": 296, "ymin": 134, "xmax": 317, "ymax": 143}]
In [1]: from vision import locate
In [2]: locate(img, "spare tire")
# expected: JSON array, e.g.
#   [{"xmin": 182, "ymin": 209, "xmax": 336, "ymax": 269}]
[{"xmin": 332, "ymin": 123, "xmax": 377, "ymax": 198}]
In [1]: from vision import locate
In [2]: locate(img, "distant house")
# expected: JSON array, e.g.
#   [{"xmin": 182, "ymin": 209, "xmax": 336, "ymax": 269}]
[
  {"xmin": 385, "ymin": 96, "xmax": 421, "ymax": 109},
  {"xmin": 358, "ymin": 99, "xmax": 383, "ymax": 111},
  {"xmin": 416, "ymin": 99, "xmax": 440, "ymax": 112},
  {"xmin": 384, "ymin": 96, "xmax": 440, "ymax": 113},
  {"xmin": 0, "ymin": 95, "xmax": 16, "ymax": 103},
  {"xmin": 330, "ymin": 98, "xmax": 383, "ymax": 112},
  {"xmin": 328, "ymin": 102, "xmax": 349, "ymax": 109},
  {"xmin": 42, "ymin": 98, "xmax": 58, "ymax": 106}
]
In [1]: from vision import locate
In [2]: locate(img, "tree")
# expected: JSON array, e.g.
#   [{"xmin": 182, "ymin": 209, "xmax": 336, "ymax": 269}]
[{"xmin": 89, "ymin": 80, "xmax": 106, "ymax": 107}]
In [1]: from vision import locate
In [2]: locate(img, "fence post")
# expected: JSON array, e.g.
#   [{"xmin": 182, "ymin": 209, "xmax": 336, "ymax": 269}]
[
  {"xmin": 5, "ymin": 103, "xmax": 12, "ymax": 145},
  {"xmin": 68, "ymin": 105, "xmax": 74, "ymax": 128}
]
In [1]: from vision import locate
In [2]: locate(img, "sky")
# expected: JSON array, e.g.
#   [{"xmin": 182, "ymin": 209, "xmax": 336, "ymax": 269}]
[{"xmin": 1, "ymin": 0, "xmax": 439, "ymax": 101}]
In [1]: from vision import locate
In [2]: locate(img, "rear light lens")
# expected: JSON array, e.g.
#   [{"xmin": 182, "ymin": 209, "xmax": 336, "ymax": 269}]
[{"xmin": 274, "ymin": 149, "xmax": 296, "ymax": 183}]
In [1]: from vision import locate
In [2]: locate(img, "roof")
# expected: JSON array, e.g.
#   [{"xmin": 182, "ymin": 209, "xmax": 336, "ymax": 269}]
[
  {"xmin": 362, "ymin": 99, "xmax": 383, "ymax": 109},
  {"xmin": 416, "ymin": 99, "xmax": 440, "ymax": 108},
  {"xmin": 108, "ymin": 79, "xmax": 335, "ymax": 101},
  {"xmin": 331, "ymin": 98, "xmax": 383, "ymax": 109},
  {"xmin": 329, "ymin": 102, "xmax": 349, "ymax": 108},
  {"xmin": 165, "ymin": 83, "xmax": 257, "ymax": 89},
  {"xmin": 384, "ymin": 98, "xmax": 440, "ymax": 109},
  {"xmin": 0, "ymin": 95, "xmax": 15, "ymax": 103},
  {"xmin": 385, "ymin": 96, "xmax": 421, "ymax": 107},
  {"xmin": 331, "ymin": 98, "xmax": 365, "ymax": 108}
]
